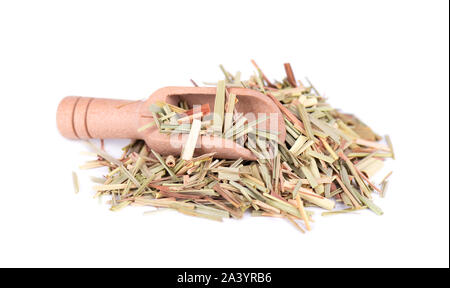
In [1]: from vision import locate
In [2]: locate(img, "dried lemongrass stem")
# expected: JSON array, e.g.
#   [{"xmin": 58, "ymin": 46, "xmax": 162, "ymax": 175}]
[
  {"xmin": 385, "ymin": 135, "xmax": 395, "ymax": 159},
  {"xmin": 181, "ymin": 119, "xmax": 201, "ymax": 161},
  {"xmin": 284, "ymin": 213, "xmax": 305, "ymax": 233},
  {"xmin": 253, "ymin": 200, "xmax": 281, "ymax": 214},
  {"xmin": 212, "ymin": 80, "xmax": 226, "ymax": 134},
  {"xmin": 338, "ymin": 151, "xmax": 372, "ymax": 198},
  {"xmin": 380, "ymin": 171, "xmax": 393, "ymax": 184},
  {"xmin": 296, "ymin": 194, "xmax": 311, "ymax": 231},
  {"xmin": 334, "ymin": 176, "xmax": 362, "ymax": 208},
  {"xmin": 354, "ymin": 138, "xmax": 390, "ymax": 152},
  {"xmin": 297, "ymin": 103, "xmax": 315, "ymax": 140},
  {"xmin": 72, "ymin": 171, "xmax": 79, "ymax": 194},
  {"xmin": 284, "ymin": 63, "xmax": 297, "ymax": 87},
  {"xmin": 165, "ymin": 155, "xmax": 176, "ymax": 167},
  {"xmin": 224, "ymin": 93, "xmax": 236, "ymax": 133},
  {"xmin": 322, "ymin": 207, "xmax": 366, "ymax": 216}
]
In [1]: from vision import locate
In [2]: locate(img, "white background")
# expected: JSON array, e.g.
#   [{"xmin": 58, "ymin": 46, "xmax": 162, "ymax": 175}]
[{"xmin": 0, "ymin": 0, "xmax": 448, "ymax": 268}]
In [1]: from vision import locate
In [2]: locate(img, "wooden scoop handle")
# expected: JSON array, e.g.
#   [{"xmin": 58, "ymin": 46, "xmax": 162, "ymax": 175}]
[{"xmin": 56, "ymin": 96, "xmax": 143, "ymax": 140}]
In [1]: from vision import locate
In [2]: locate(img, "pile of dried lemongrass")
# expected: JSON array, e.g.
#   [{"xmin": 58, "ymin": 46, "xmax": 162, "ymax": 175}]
[{"xmin": 76, "ymin": 62, "xmax": 394, "ymax": 233}]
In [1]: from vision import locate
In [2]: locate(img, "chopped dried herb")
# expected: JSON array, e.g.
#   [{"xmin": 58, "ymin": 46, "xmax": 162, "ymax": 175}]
[{"xmin": 72, "ymin": 62, "xmax": 394, "ymax": 233}]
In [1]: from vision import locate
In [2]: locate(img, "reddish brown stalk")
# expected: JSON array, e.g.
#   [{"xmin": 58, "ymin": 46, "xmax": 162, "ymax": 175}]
[
  {"xmin": 266, "ymin": 91, "xmax": 306, "ymax": 134},
  {"xmin": 284, "ymin": 63, "xmax": 297, "ymax": 87},
  {"xmin": 295, "ymin": 194, "xmax": 311, "ymax": 231},
  {"xmin": 339, "ymin": 139, "xmax": 348, "ymax": 150},
  {"xmin": 212, "ymin": 184, "xmax": 241, "ymax": 208},
  {"xmin": 352, "ymin": 147, "xmax": 379, "ymax": 153},
  {"xmin": 283, "ymin": 213, "xmax": 305, "ymax": 233},
  {"xmin": 190, "ymin": 79, "xmax": 199, "ymax": 87},
  {"xmin": 250, "ymin": 59, "xmax": 276, "ymax": 88},
  {"xmin": 182, "ymin": 175, "xmax": 189, "ymax": 185},
  {"xmin": 177, "ymin": 112, "xmax": 204, "ymax": 124},
  {"xmin": 314, "ymin": 141, "xmax": 325, "ymax": 152},
  {"xmin": 333, "ymin": 142, "xmax": 340, "ymax": 151},
  {"xmin": 184, "ymin": 103, "xmax": 211, "ymax": 116},
  {"xmin": 330, "ymin": 182, "xmax": 337, "ymax": 191}
]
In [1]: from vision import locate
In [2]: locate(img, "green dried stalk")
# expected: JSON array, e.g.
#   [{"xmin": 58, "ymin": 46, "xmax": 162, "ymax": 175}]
[
  {"xmin": 213, "ymin": 80, "xmax": 226, "ymax": 134},
  {"xmin": 151, "ymin": 149, "xmax": 176, "ymax": 179},
  {"xmin": 307, "ymin": 150, "xmax": 335, "ymax": 164},
  {"xmin": 224, "ymin": 93, "xmax": 236, "ymax": 133},
  {"xmin": 181, "ymin": 119, "xmax": 202, "ymax": 161},
  {"xmin": 347, "ymin": 152, "xmax": 393, "ymax": 158},
  {"xmin": 324, "ymin": 167, "xmax": 333, "ymax": 198},
  {"xmin": 338, "ymin": 165, "xmax": 363, "ymax": 208},
  {"xmin": 339, "ymin": 151, "xmax": 372, "ymax": 198},
  {"xmin": 297, "ymin": 103, "xmax": 315, "ymax": 140},
  {"xmin": 322, "ymin": 207, "xmax": 367, "ymax": 216},
  {"xmin": 110, "ymin": 200, "xmax": 132, "ymax": 212},
  {"xmin": 72, "ymin": 171, "xmax": 79, "ymax": 194},
  {"xmin": 308, "ymin": 155, "xmax": 324, "ymax": 194},
  {"xmin": 300, "ymin": 166, "xmax": 318, "ymax": 189},
  {"xmin": 296, "ymin": 140, "xmax": 315, "ymax": 156},
  {"xmin": 380, "ymin": 180, "xmax": 389, "ymax": 198},
  {"xmin": 216, "ymin": 167, "xmax": 240, "ymax": 181},
  {"xmin": 385, "ymin": 135, "xmax": 395, "ymax": 160},
  {"xmin": 309, "ymin": 115, "xmax": 341, "ymax": 144},
  {"xmin": 289, "ymin": 135, "xmax": 307, "ymax": 156}
]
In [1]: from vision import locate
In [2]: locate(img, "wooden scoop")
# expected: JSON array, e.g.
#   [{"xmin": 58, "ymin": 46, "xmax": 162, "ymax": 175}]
[{"xmin": 56, "ymin": 86, "xmax": 286, "ymax": 160}]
